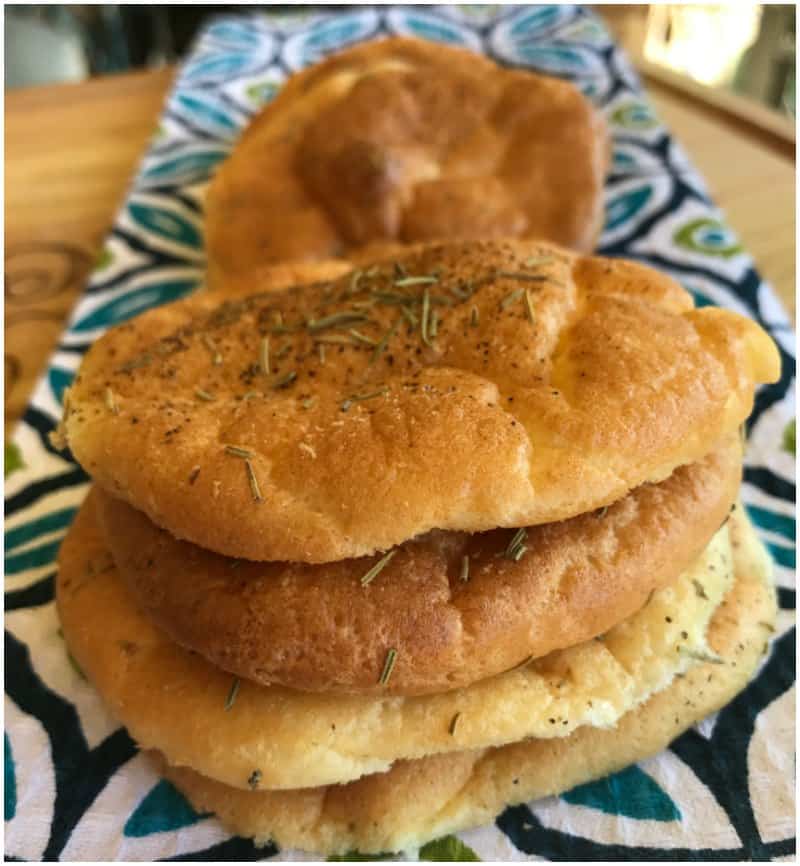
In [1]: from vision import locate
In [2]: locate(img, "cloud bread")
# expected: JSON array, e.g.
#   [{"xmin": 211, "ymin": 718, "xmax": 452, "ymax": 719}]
[
  {"xmin": 96, "ymin": 438, "xmax": 742, "ymax": 695},
  {"xmin": 157, "ymin": 504, "xmax": 775, "ymax": 856},
  {"xmin": 204, "ymin": 37, "xmax": 608, "ymax": 284},
  {"xmin": 61, "ymin": 240, "xmax": 780, "ymax": 562},
  {"xmin": 59, "ymin": 489, "xmax": 734, "ymax": 791}
]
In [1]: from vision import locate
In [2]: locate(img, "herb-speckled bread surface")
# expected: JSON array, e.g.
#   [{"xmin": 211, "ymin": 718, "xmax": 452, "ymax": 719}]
[
  {"xmin": 61, "ymin": 240, "xmax": 780, "ymax": 563},
  {"xmin": 95, "ymin": 438, "xmax": 741, "ymax": 695}
]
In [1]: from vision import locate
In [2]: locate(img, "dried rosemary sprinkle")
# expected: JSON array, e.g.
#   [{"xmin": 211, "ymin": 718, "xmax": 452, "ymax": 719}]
[
  {"xmin": 470, "ymin": 306, "xmax": 479, "ymax": 327},
  {"xmin": 307, "ymin": 312, "xmax": 367, "ymax": 332},
  {"xmin": 350, "ymin": 387, "xmax": 389, "ymax": 403},
  {"xmin": 500, "ymin": 288, "xmax": 525, "ymax": 310},
  {"xmin": 242, "ymin": 390, "xmax": 260, "ymax": 401},
  {"xmin": 349, "ymin": 329, "xmax": 377, "ymax": 346},
  {"xmin": 259, "ymin": 336, "xmax": 270, "ymax": 375},
  {"xmin": 318, "ymin": 343, "xmax": 326, "ymax": 365},
  {"xmin": 680, "ymin": 647, "xmax": 725, "ymax": 665},
  {"xmin": 401, "ymin": 305, "xmax": 418, "ymax": 328},
  {"xmin": 394, "ymin": 274, "xmax": 438, "ymax": 287},
  {"xmin": 597, "ymin": 505, "xmax": 608, "ymax": 519},
  {"xmin": 758, "ymin": 621, "xmax": 776, "ymax": 632},
  {"xmin": 524, "ymin": 255, "xmax": 555, "ymax": 267},
  {"xmin": 245, "ymin": 459, "xmax": 263, "ymax": 502},
  {"xmin": 104, "ymin": 387, "xmax": 119, "ymax": 415},
  {"xmin": 225, "ymin": 445, "xmax": 253, "ymax": 459},
  {"xmin": 247, "ymin": 769, "xmax": 262, "ymax": 790},
  {"xmin": 430, "ymin": 309, "xmax": 439, "ymax": 339},
  {"xmin": 272, "ymin": 371, "xmax": 297, "ymax": 389},
  {"xmin": 371, "ymin": 317, "xmax": 402, "ymax": 364},
  {"xmin": 195, "ymin": 388, "xmax": 215, "ymax": 402},
  {"xmin": 379, "ymin": 648, "xmax": 398, "ymax": 685},
  {"xmin": 497, "ymin": 271, "xmax": 548, "ymax": 283},
  {"xmin": 692, "ymin": 579, "xmax": 709, "ymax": 600},
  {"xmin": 524, "ymin": 289, "xmax": 536, "ymax": 324},
  {"xmin": 449, "ymin": 712, "xmax": 461, "ymax": 735},
  {"xmin": 505, "ymin": 527, "xmax": 528, "ymax": 561},
  {"xmin": 188, "ymin": 466, "xmax": 201, "ymax": 485},
  {"xmin": 275, "ymin": 344, "xmax": 292, "ymax": 359},
  {"xmin": 349, "ymin": 269, "xmax": 363, "ymax": 295},
  {"xmin": 225, "ymin": 677, "xmax": 240, "ymax": 711},
  {"xmin": 315, "ymin": 334, "xmax": 354, "ymax": 344},
  {"xmin": 460, "ymin": 555, "xmax": 470, "ymax": 583},
  {"xmin": 202, "ymin": 335, "xmax": 222, "ymax": 365},
  {"xmin": 421, "ymin": 287, "xmax": 433, "ymax": 347},
  {"xmin": 361, "ymin": 548, "xmax": 397, "ymax": 586},
  {"xmin": 301, "ymin": 396, "xmax": 316, "ymax": 410}
]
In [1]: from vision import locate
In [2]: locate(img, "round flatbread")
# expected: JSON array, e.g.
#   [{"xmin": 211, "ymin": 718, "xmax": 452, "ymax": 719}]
[
  {"xmin": 59, "ymin": 489, "xmax": 734, "ymax": 791},
  {"xmin": 204, "ymin": 36, "xmax": 609, "ymax": 284},
  {"xmin": 97, "ymin": 438, "xmax": 741, "ymax": 695},
  {"xmin": 60, "ymin": 240, "xmax": 779, "ymax": 563},
  {"xmin": 157, "ymin": 506, "xmax": 777, "ymax": 856}
]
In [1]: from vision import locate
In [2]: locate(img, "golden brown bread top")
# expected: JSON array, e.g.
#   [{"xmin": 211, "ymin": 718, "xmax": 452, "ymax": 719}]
[
  {"xmin": 204, "ymin": 37, "xmax": 609, "ymax": 284},
  {"xmin": 58, "ymin": 487, "xmax": 734, "ymax": 791},
  {"xmin": 97, "ymin": 438, "xmax": 741, "ymax": 695},
  {"xmin": 159, "ymin": 505, "xmax": 776, "ymax": 856},
  {"xmin": 61, "ymin": 240, "xmax": 780, "ymax": 562}
]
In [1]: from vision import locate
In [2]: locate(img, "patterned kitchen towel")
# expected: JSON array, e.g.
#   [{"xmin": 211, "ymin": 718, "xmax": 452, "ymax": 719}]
[{"xmin": 5, "ymin": 5, "xmax": 795, "ymax": 861}]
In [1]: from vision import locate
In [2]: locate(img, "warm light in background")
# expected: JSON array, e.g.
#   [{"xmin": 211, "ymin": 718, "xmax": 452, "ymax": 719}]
[{"xmin": 644, "ymin": 3, "xmax": 762, "ymax": 86}]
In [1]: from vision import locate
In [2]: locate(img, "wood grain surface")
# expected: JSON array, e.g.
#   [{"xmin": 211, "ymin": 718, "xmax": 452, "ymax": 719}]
[{"xmin": 4, "ymin": 63, "xmax": 795, "ymax": 431}]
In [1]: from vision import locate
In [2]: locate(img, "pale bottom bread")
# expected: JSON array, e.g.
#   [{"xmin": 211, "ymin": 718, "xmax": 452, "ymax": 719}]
[
  {"xmin": 155, "ymin": 508, "xmax": 776, "ymax": 855},
  {"xmin": 61, "ymin": 492, "xmax": 734, "ymax": 791}
]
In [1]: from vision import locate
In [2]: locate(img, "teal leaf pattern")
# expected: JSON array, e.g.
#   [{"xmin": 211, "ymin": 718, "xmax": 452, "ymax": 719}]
[
  {"xmin": 5, "ymin": 507, "xmax": 78, "ymax": 552},
  {"xmin": 419, "ymin": 835, "xmax": 481, "ymax": 860},
  {"xmin": 141, "ymin": 150, "xmax": 228, "ymax": 184},
  {"xmin": 72, "ymin": 280, "xmax": 198, "ymax": 332},
  {"xmin": 562, "ymin": 766, "xmax": 682, "ymax": 822},
  {"xmin": 5, "ymin": 733, "xmax": 17, "ymax": 821},
  {"xmin": 124, "ymin": 779, "xmax": 210, "ymax": 837},
  {"xmin": 604, "ymin": 185, "xmax": 652, "ymax": 231},
  {"xmin": 48, "ymin": 368, "xmax": 74, "ymax": 406},
  {"xmin": 128, "ymin": 202, "xmax": 202, "ymax": 249}
]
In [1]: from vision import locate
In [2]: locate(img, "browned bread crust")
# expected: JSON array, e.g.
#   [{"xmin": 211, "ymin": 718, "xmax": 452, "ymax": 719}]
[
  {"xmin": 61, "ymin": 240, "xmax": 780, "ymax": 563},
  {"xmin": 96, "ymin": 437, "xmax": 742, "ymax": 695},
  {"xmin": 204, "ymin": 37, "xmax": 609, "ymax": 283},
  {"xmin": 160, "ymin": 505, "xmax": 776, "ymax": 855}
]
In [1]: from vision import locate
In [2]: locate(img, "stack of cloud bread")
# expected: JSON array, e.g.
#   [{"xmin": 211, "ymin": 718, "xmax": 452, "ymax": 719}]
[
  {"xmin": 203, "ymin": 36, "xmax": 609, "ymax": 287},
  {"xmin": 55, "ymin": 238, "xmax": 781, "ymax": 855}
]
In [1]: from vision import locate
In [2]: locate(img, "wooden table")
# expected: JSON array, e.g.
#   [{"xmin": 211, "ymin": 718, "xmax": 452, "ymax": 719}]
[{"xmin": 5, "ymin": 64, "xmax": 795, "ymax": 431}]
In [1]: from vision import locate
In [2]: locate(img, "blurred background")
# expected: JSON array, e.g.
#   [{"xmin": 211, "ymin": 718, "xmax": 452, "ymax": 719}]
[{"xmin": 5, "ymin": 4, "xmax": 796, "ymax": 118}]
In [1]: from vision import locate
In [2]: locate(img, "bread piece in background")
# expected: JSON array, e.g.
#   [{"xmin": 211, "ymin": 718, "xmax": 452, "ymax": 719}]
[{"xmin": 204, "ymin": 37, "xmax": 609, "ymax": 284}]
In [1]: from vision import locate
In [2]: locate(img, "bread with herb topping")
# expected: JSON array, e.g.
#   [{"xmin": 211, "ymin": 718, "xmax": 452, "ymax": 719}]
[
  {"xmin": 204, "ymin": 37, "xmax": 609, "ymax": 285},
  {"xmin": 59, "ymin": 488, "xmax": 733, "ymax": 790},
  {"xmin": 59, "ymin": 240, "xmax": 780, "ymax": 563},
  {"xmin": 58, "ymin": 497, "xmax": 776, "ymax": 852},
  {"xmin": 95, "ymin": 437, "xmax": 741, "ymax": 695}
]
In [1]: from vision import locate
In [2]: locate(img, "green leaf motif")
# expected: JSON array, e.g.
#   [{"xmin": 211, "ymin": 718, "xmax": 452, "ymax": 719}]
[
  {"xmin": 611, "ymin": 101, "xmax": 658, "ymax": 130},
  {"xmin": 246, "ymin": 80, "xmax": 279, "ymax": 106},
  {"xmin": 5, "ymin": 442, "xmax": 24, "ymax": 478},
  {"xmin": 328, "ymin": 852, "xmax": 393, "ymax": 861},
  {"xmin": 563, "ymin": 765, "xmax": 681, "ymax": 822},
  {"xmin": 673, "ymin": 218, "xmax": 742, "ymax": 258},
  {"xmin": 124, "ymin": 779, "xmax": 210, "ymax": 837},
  {"xmin": 419, "ymin": 835, "xmax": 481, "ymax": 861},
  {"xmin": 783, "ymin": 419, "xmax": 795, "ymax": 456},
  {"xmin": 94, "ymin": 246, "xmax": 114, "ymax": 271}
]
